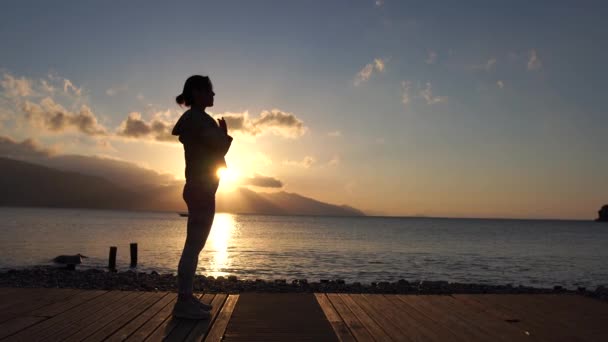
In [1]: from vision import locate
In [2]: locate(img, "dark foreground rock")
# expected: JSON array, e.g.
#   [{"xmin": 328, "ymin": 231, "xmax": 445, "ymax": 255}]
[
  {"xmin": 597, "ymin": 204, "xmax": 608, "ymax": 222},
  {"xmin": 0, "ymin": 266, "xmax": 606, "ymax": 302}
]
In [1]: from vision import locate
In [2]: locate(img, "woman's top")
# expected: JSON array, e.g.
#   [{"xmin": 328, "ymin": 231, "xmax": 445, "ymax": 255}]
[{"xmin": 171, "ymin": 108, "xmax": 233, "ymax": 184}]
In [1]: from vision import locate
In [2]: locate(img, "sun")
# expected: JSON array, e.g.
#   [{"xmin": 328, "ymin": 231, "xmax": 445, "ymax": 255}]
[{"xmin": 216, "ymin": 167, "xmax": 240, "ymax": 190}]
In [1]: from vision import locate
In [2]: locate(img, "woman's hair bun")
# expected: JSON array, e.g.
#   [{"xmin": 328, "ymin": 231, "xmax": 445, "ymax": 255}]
[{"xmin": 176, "ymin": 93, "xmax": 185, "ymax": 105}]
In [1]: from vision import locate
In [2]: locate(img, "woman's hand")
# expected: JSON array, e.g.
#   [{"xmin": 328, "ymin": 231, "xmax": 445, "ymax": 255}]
[{"xmin": 218, "ymin": 117, "xmax": 228, "ymax": 135}]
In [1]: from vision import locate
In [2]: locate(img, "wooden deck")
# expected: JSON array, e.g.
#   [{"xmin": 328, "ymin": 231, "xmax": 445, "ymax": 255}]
[{"xmin": 1, "ymin": 288, "xmax": 607, "ymax": 341}]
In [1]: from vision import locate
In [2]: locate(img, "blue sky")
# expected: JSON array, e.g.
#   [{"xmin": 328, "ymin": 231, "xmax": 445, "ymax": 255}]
[{"xmin": 1, "ymin": 1, "xmax": 607, "ymax": 219}]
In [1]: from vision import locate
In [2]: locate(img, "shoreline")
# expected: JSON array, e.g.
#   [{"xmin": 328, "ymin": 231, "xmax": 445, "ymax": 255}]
[{"xmin": 1, "ymin": 266, "xmax": 606, "ymax": 302}]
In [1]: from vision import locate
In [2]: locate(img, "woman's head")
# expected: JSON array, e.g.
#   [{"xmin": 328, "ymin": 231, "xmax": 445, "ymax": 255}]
[{"xmin": 176, "ymin": 75, "xmax": 215, "ymax": 108}]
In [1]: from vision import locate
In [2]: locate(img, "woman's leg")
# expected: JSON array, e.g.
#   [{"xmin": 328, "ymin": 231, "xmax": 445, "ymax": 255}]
[{"xmin": 177, "ymin": 183, "xmax": 216, "ymax": 298}]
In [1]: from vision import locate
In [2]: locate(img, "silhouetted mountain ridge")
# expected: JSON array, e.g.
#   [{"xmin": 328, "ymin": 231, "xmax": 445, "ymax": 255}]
[{"xmin": 0, "ymin": 157, "xmax": 364, "ymax": 216}]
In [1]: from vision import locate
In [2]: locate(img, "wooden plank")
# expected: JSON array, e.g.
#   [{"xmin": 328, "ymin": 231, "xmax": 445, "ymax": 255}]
[
  {"xmin": 0, "ymin": 315, "xmax": 47, "ymax": 339},
  {"xmin": 453, "ymin": 294, "xmax": 583, "ymax": 342},
  {"xmin": 221, "ymin": 293, "xmax": 336, "ymax": 341},
  {"xmin": 105, "ymin": 292, "xmax": 176, "ymax": 342},
  {"xmin": 185, "ymin": 294, "xmax": 227, "ymax": 342},
  {"xmin": 490, "ymin": 294, "xmax": 608, "ymax": 341},
  {"xmin": 337, "ymin": 293, "xmax": 393, "ymax": 341},
  {"xmin": 326, "ymin": 293, "xmax": 374, "ymax": 342},
  {"xmin": 524, "ymin": 294, "xmax": 608, "ymax": 339},
  {"xmin": 60, "ymin": 291, "xmax": 152, "ymax": 342},
  {"xmin": 395, "ymin": 295, "xmax": 492, "ymax": 342},
  {"xmin": 0, "ymin": 288, "xmax": 47, "ymax": 311},
  {"xmin": 84, "ymin": 291, "xmax": 168, "ymax": 342},
  {"xmin": 145, "ymin": 293, "xmax": 207, "ymax": 342},
  {"xmin": 314, "ymin": 293, "xmax": 356, "ymax": 342},
  {"xmin": 124, "ymin": 293, "xmax": 179, "ymax": 341},
  {"xmin": 0, "ymin": 288, "xmax": 79, "ymax": 321},
  {"xmin": 349, "ymin": 294, "xmax": 412, "ymax": 342},
  {"xmin": 30, "ymin": 289, "xmax": 107, "ymax": 317},
  {"xmin": 422, "ymin": 295, "xmax": 533, "ymax": 342},
  {"xmin": 7, "ymin": 290, "xmax": 130, "ymax": 341},
  {"xmin": 366, "ymin": 294, "xmax": 463, "ymax": 342},
  {"xmin": 45, "ymin": 291, "xmax": 144, "ymax": 341},
  {"xmin": 165, "ymin": 294, "xmax": 215, "ymax": 342},
  {"xmin": 204, "ymin": 294, "xmax": 239, "ymax": 342}
]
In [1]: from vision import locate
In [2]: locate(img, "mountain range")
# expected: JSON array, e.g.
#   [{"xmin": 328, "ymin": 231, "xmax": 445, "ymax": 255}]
[{"xmin": 0, "ymin": 157, "xmax": 364, "ymax": 216}]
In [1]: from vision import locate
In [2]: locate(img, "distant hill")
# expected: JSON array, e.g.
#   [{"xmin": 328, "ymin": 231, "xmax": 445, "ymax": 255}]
[{"xmin": 0, "ymin": 157, "xmax": 364, "ymax": 216}]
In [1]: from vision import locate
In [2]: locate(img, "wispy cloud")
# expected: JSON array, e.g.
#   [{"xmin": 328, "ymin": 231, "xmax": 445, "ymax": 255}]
[
  {"xmin": 106, "ymin": 84, "xmax": 129, "ymax": 96},
  {"xmin": 243, "ymin": 174, "xmax": 283, "ymax": 188},
  {"xmin": 62, "ymin": 79, "xmax": 82, "ymax": 96},
  {"xmin": 327, "ymin": 130, "xmax": 342, "ymax": 137},
  {"xmin": 283, "ymin": 156, "xmax": 315, "ymax": 168},
  {"xmin": 375, "ymin": 0, "xmax": 384, "ymax": 7},
  {"xmin": 1, "ymin": 73, "xmax": 32, "ymax": 97},
  {"xmin": 425, "ymin": 51, "xmax": 438, "ymax": 64},
  {"xmin": 472, "ymin": 58, "xmax": 497, "ymax": 71},
  {"xmin": 401, "ymin": 81, "xmax": 412, "ymax": 105},
  {"xmin": 354, "ymin": 58, "xmax": 387, "ymax": 86},
  {"xmin": 527, "ymin": 49, "xmax": 542, "ymax": 70},
  {"xmin": 328, "ymin": 155, "xmax": 340, "ymax": 166},
  {"xmin": 419, "ymin": 82, "xmax": 447, "ymax": 104},
  {"xmin": 497, "ymin": 80, "xmax": 504, "ymax": 89}
]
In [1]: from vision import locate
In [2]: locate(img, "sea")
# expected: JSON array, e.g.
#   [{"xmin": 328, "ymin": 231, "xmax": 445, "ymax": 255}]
[{"xmin": 1, "ymin": 207, "xmax": 607, "ymax": 289}]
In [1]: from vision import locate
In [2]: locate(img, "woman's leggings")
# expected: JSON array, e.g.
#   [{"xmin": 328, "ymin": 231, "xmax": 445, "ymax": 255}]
[{"xmin": 177, "ymin": 181, "xmax": 218, "ymax": 296}]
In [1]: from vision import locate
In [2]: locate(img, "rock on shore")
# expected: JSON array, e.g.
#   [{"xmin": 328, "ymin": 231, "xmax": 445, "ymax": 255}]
[
  {"xmin": 0, "ymin": 266, "xmax": 606, "ymax": 302},
  {"xmin": 597, "ymin": 204, "xmax": 608, "ymax": 222}
]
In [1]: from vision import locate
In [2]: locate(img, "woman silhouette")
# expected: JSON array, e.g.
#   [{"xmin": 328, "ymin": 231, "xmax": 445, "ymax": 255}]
[{"xmin": 171, "ymin": 75, "xmax": 232, "ymax": 319}]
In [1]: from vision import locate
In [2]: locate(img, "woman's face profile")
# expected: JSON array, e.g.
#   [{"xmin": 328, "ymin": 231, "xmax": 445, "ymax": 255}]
[{"xmin": 193, "ymin": 88, "xmax": 215, "ymax": 107}]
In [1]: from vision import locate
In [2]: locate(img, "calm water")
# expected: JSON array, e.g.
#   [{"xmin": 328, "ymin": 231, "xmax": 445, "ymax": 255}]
[{"xmin": 1, "ymin": 207, "xmax": 607, "ymax": 289}]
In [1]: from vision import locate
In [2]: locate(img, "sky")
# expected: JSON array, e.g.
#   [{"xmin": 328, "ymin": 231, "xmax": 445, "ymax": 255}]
[{"xmin": 1, "ymin": 0, "xmax": 607, "ymax": 219}]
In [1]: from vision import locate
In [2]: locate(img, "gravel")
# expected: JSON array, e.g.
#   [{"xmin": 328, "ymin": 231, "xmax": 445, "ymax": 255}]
[{"xmin": 1, "ymin": 266, "xmax": 606, "ymax": 302}]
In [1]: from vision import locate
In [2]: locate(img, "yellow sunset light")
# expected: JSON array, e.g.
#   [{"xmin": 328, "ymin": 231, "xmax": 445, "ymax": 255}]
[{"xmin": 216, "ymin": 167, "xmax": 240, "ymax": 190}]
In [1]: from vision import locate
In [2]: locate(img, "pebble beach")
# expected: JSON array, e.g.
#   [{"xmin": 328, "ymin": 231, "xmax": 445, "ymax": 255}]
[{"xmin": 2, "ymin": 266, "xmax": 607, "ymax": 302}]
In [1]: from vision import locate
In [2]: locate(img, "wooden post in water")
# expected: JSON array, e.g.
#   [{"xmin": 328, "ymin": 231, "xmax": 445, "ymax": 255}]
[
  {"xmin": 108, "ymin": 246, "xmax": 117, "ymax": 271},
  {"xmin": 130, "ymin": 243, "xmax": 138, "ymax": 268}
]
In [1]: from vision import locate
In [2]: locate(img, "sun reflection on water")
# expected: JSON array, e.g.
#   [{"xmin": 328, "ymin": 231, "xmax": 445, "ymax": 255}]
[{"xmin": 204, "ymin": 213, "xmax": 237, "ymax": 277}]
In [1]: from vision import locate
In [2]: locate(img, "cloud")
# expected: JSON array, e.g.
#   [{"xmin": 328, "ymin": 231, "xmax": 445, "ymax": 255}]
[
  {"xmin": 472, "ymin": 58, "xmax": 497, "ymax": 71},
  {"xmin": 497, "ymin": 80, "xmax": 504, "ymax": 89},
  {"xmin": 243, "ymin": 174, "xmax": 283, "ymax": 188},
  {"xmin": 40, "ymin": 79, "xmax": 55, "ymax": 93},
  {"xmin": 216, "ymin": 109, "xmax": 307, "ymax": 138},
  {"xmin": 328, "ymin": 155, "xmax": 340, "ymax": 166},
  {"xmin": 62, "ymin": 79, "xmax": 82, "ymax": 96},
  {"xmin": 527, "ymin": 49, "xmax": 542, "ymax": 70},
  {"xmin": 425, "ymin": 51, "xmax": 438, "ymax": 64},
  {"xmin": 354, "ymin": 58, "xmax": 387, "ymax": 86},
  {"xmin": 116, "ymin": 112, "xmax": 175, "ymax": 142},
  {"xmin": 0, "ymin": 135, "xmax": 57, "ymax": 159},
  {"xmin": 106, "ymin": 84, "xmax": 129, "ymax": 96},
  {"xmin": 283, "ymin": 156, "xmax": 315, "ymax": 168},
  {"xmin": 1, "ymin": 73, "xmax": 33, "ymax": 97},
  {"xmin": 327, "ymin": 130, "xmax": 342, "ymax": 137},
  {"xmin": 419, "ymin": 82, "xmax": 447, "ymax": 104},
  {"xmin": 375, "ymin": 0, "xmax": 384, "ymax": 7},
  {"xmin": 401, "ymin": 81, "xmax": 412, "ymax": 105},
  {"xmin": 22, "ymin": 97, "xmax": 107, "ymax": 135}
]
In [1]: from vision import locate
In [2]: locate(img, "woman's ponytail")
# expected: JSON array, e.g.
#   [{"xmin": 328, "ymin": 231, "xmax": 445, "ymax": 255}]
[
  {"xmin": 176, "ymin": 75, "xmax": 212, "ymax": 107},
  {"xmin": 176, "ymin": 93, "xmax": 185, "ymax": 106}
]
